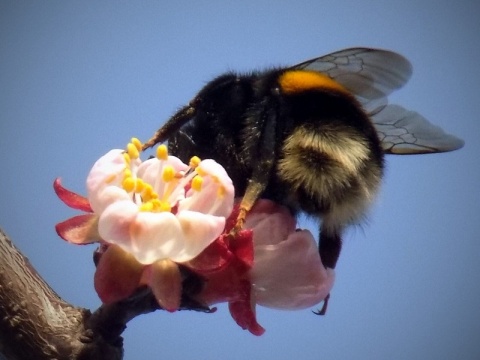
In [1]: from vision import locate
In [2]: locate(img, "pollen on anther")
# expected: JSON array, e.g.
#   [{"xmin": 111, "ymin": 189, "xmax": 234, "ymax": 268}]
[
  {"xmin": 156, "ymin": 145, "xmax": 168, "ymax": 160},
  {"xmin": 127, "ymin": 143, "xmax": 140, "ymax": 159},
  {"xmin": 122, "ymin": 177, "xmax": 135, "ymax": 193},
  {"xmin": 139, "ymin": 202, "xmax": 154, "ymax": 212},
  {"xmin": 191, "ymin": 176, "xmax": 203, "ymax": 192},
  {"xmin": 131, "ymin": 137, "xmax": 142, "ymax": 152},
  {"xmin": 142, "ymin": 184, "xmax": 155, "ymax": 201},
  {"xmin": 158, "ymin": 201, "xmax": 171, "ymax": 212},
  {"xmin": 189, "ymin": 156, "xmax": 201, "ymax": 168},
  {"xmin": 123, "ymin": 152, "xmax": 131, "ymax": 165},
  {"xmin": 162, "ymin": 165, "xmax": 175, "ymax": 182},
  {"xmin": 135, "ymin": 178, "xmax": 145, "ymax": 193}
]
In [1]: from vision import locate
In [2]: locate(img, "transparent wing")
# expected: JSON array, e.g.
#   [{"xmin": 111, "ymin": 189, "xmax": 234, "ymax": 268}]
[
  {"xmin": 292, "ymin": 47, "xmax": 413, "ymax": 113},
  {"xmin": 372, "ymin": 104, "xmax": 464, "ymax": 154}
]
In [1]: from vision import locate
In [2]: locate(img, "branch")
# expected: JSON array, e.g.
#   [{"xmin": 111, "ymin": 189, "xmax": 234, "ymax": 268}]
[
  {"xmin": 0, "ymin": 228, "xmax": 122, "ymax": 359},
  {"xmin": 0, "ymin": 228, "xmax": 212, "ymax": 359}
]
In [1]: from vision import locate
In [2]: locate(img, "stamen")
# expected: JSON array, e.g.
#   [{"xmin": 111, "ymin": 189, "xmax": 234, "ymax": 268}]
[
  {"xmin": 156, "ymin": 145, "xmax": 168, "ymax": 160},
  {"xmin": 191, "ymin": 176, "xmax": 203, "ymax": 192},
  {"xmin": 122, "ymin": 176, "xmax": 135, "ymax": 193},
  {"xmin": 131, "ymin": 137, "xmax": 142, "ymax": 152},
  {"xmin": 139, "ymin": 202, "xmax": 154, "ymax": 212},
  {"xmin": 196, "ymin": 167, "xmax": 206, "ymax": 177},
  {"xmin": 157, "ymin": 200, "xmax": 171, "ymax": 212},
  {"xmin": 189, "ymin": 156, "xmax": 201, "ymax": 168},
  {"xmin": 127, "ymin": 142, "xmax": 140, "ymax": 159},
  {"xmin": 135, "ymin": 178, "xmax": 145, "ymax": 193},
  {"xmin": 124, "ymin": 168, "xmax": 132, "ymax": 179},
  {"xmin": 162, "ymin": 165, "xmax": 175, "ymax": 182},
  {"xmin": 142, "ymin": 183, "xmax": 156, "ymax": 201},
  {"xmin": 123, "ymin": 152, "xmax": 131, "ymax": 165}
]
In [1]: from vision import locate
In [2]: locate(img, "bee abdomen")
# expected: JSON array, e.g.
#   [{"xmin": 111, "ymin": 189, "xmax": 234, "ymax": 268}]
[{"xmin": 277, "ymin": 123, "xmax": 383, "ymax": 225}]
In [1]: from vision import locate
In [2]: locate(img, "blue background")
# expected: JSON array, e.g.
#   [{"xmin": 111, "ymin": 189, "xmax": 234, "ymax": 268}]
[{"xmin": 1, "ymin": 1, "xmax": 479, "ymax": 359}]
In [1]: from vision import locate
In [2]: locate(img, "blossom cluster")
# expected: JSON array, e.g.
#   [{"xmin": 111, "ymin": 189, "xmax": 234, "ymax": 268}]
[{"xmin": 55, "ymin": 138, "xmax": 334, "ymax": 334}]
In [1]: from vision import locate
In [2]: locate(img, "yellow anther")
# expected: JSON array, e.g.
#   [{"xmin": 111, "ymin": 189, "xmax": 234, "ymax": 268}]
[
  {"xmin": 124, "ymin": 168, "xmax": 132, "ymax": 179},
  {"xmin": 191, "ymin": 175, "xmax": 203, "ymax": 192},
  {"xmin": 162, "ymin": 165, "xmax": 175, "ymax": 182},
  {"xmin": 189, "ymin": 156, "xmax": 201, "ymax": 168},
  {"xmin": 127, "ymin": 142, "xmax": 140, "ymax": 159},
  {"xmin": 135, "ymin": 178, "xmax": 145, "ymax": 193},
  {"xmin": 157, "ymin": 200, "xmax": 171, "ymax": 212},
  {"xmin": 131, "ymin": 137, "xmax": 142, "ymax": 152},
  {"xmin": 123, "ymin": 152, "xmax": 131, "ymax": 165},
  {"xmin": 142, "ymin": 183, "xmax": 158, "ymax": 201},
  {"xmin": 156, "ymin": 144, "xmax": 168, "ymax": 160},
  {"xmin": 139, "ymin": 202, "xmax": 154, "ymax": 212},
  {"xmin": 122, "ymin": 176, "xmax": 135, "ymax": 193},
  {"xmin": 196, "ymin": 166, "xmax": 206, "ymax": 177}
]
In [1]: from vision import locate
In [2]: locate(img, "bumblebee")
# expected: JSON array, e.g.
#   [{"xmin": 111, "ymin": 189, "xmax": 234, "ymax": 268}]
[{"xmin": 143, "ymin": 47, "xmax": 464, "ymax": 271}]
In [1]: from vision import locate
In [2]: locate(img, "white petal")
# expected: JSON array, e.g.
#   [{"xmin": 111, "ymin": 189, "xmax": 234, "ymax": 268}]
[
  {"xmin": 178, "ymin": 160, "xmax": 234, "ymax": 218},
  {"xmin": 86, "ymin": 149, "xmax": 134, "ymax": 213},
  {"xmin": 130, "ymin": 211, "xmax": 186, "ymax": 265},
  {"xmin": 172, "ymin": 211, "xmax": 226, "ymax": 262},
  {"xmin": 98, "ymin": 200, "xmax": 139, "ymax": 246}
]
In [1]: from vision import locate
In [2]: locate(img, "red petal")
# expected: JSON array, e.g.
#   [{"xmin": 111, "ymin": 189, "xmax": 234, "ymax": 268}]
[
  {"xmin": 228, "ymin": 280, "xmax": 265, "ymax": 336},
  {"xmin": 55, "ymin": 214, "xmax": 100, "ymax": 244},
  {"xmin": 147, "ymin": 259, "xmax": 182, "ymax": 312},
  {"xmin": 229, "ymin": 229, "xmax": 254, "ymax": 269},
  {"xmin": 54, "ymin": 178, "xmax": 92, "ymax": 212},
  {"xmin": 94, "ymin": 244, "xmax": 144, "ymax": 304},
  {"xmin": 185, "ymin": 236, "xmax": 234, "ymax": 275}
]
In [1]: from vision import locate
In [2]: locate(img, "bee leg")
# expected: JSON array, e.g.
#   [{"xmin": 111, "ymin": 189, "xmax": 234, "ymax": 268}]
[
  {"xmin": 233, "ymin": 178, "xmax": 267, "ymax": 232},
  {"xmin": 319, "ymin": 226, "xmax": 342, "ymax": 269},
  {"xmin": 315, "ymin": 225, "xmax": 342, "ymax": 315}
]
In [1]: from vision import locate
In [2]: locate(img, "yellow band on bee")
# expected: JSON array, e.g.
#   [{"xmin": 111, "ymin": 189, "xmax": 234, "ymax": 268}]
[{"xmin": 279, "ymin": 70, "xmax": 348, "ymax": 95}]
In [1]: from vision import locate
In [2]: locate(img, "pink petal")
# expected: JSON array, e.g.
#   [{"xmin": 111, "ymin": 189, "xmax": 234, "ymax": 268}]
[
  {"xmin": 55, "ymin": 214, "xmax": 100, "ymax": 244},
  {"xmin": 251, "ymin": 230, "xmax": 334, "ymax": 310},
  {"xmin": 228, "ymin": 280, "xmax": 265, "ymax": 336},
  {"xmin": 245, "ymin": 201, "xmax": 296, "ymax": 246},
  {"xmin": 147, "ymin": 259, "xmax": 182, "ymax": 312},
  {"xmin": 53, "ymin": 178, "xmax": 92, "ymax": 212},
  {"xmin": 94, "ymin": 244, "xmax": 144, "ymax": 304}
]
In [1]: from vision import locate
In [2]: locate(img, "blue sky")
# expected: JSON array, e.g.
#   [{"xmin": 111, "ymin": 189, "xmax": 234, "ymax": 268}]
[{"xmin": 1, "ymin": 1, "xmax": 479, "ymax": 359}]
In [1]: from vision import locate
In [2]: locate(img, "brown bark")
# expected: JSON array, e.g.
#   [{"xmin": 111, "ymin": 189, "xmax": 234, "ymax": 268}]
[
  {"xmin": 0, "ymin": 228, "xmax": 211, "ymax": 359},
  {"xmin": 0, "ymin": 228, "xmax": 122, "ymax": 359}
]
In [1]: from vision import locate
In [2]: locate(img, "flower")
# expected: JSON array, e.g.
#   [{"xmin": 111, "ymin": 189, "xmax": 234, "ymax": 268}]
[
  {"xmin": 88, "ymin": 140, "xmax": 234, "ymax": 264},
  {"xmin": 194, "ymin": 200, "xmax": 335, "ymax": 335},
  {"xmin": 55, "ymin": 138, "xmax": 334, "ymax": 333},
  {"xmin": 55, "ymin": 138, "xmax": 235, "ymax": 311}
]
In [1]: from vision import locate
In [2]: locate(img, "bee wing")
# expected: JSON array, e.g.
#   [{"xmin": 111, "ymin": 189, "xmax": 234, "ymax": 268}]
[
  {"xmin": 372, "ymin": 104, "xmax": 464, "ymax": 154},
  {"xmin": 294, "ymin": 48, "xmax": 464, "ymax": 154},
  {"xmin": 292, "ymin": 47, "xmax": 412, "ymax": 113}
]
